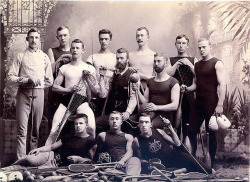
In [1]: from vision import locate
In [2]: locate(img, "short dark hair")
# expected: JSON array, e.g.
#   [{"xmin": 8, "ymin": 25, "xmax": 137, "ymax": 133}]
[
  {"xmin": 109, "ymin": 110, "xmax": 122, "ymax": 119},
  {"xmin": 27, "ymin": 28, "xmax": 40, "ymax": 37},
  {"xmin": 71, "ymin": 39, "xmax": 85, "ymax": 49},
  {"xmin": 99, "ymin": 29, "xmax": 112, "ymax": 40},
  {"xmin": 139, "ymin": 113, "xmax": 152, "ymax": 121},
  {"xmin": 56, "ymin": 26, "xmax": 70, "ymax": 35},
  {"xmin": 137, "ymin": 27, "xmax": 149, "ymax": 36},
  {"xmin": 154, "ymin": 52, "xmax": 168, "ymax": 62},
  {"xmin": 116, "ymin": 48, "xmax": 129, "ymax": 59},
  {"xmin": 73, "ymin": 113, "xmax": 88, "ymax": 124},
  {"xmin": 176, "ymin": 34, "xmax": 189, "ymax": 44}
]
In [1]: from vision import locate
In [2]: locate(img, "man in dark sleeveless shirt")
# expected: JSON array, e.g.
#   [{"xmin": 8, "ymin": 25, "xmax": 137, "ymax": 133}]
[
  {"xmin": 133, "ymin": 114, "xmax": 212, "ymax": 174},
  {"xmin": 97, "ymin": 48, "xmax": 138, "ymax": 135},
  {"xmin": 183, "ymin": 38, "xmax": 226, "ymax": 166},
  {"xmin": 96, "ymin": 111, "xmax": 141, "ymax": 181},
  {"xmin": 166, "ymin": 35, "xmax": 198, "ymax": 137},
  {"xmin": 135, "ymin": 53, "xmax": 180, "ymax": 129},
  {"xmin": 46, "ymin": 26, "xmax": 71, "ymax": 130}
]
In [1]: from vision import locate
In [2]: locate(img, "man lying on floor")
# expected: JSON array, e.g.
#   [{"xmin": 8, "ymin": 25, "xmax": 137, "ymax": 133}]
[
  {"xmin": 133, "ymin": 113, "xmax": 213, "ymax": 174},
  {"xmin": 13, "ymin": 114, "xmax": 97, "ymax": 167}
]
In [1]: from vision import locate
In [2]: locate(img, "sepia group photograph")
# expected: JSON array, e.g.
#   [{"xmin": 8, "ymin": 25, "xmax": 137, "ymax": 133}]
[{"xmin": 0, "ymin": 0, "xmax": 249, "ymax": 181}]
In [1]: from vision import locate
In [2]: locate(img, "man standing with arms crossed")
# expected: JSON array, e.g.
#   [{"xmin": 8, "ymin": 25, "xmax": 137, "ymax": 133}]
[
  {"xmin": 166, "ymin": 35, "xmax": 198, "ymax": 138},
  {"xmin": 46, "ymin": 26, "xmax": 71, "ymax": 130},
  {"xmin": 8, "ymin": 28, "xmax": 53, "ymax": 159},
  {"xmin": 86, "ymin": 29, "xmax": 116, "ymax": 117},
  {"xmin": 129, "ymin": 27, "xmax": 155, "ymax": 90},
  {"xmin": 183, "ymin": 38, "xmax": 226, "ymax": 167}
]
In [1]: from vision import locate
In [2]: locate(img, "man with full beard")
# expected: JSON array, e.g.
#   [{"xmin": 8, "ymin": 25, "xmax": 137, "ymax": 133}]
[
  {"xmin": 135, "ymin": 53, "xmax": 180, "ymax": 129},
  {"xmin": 97, "ymin": 48, "xmax": 139, "ymax": 135}
]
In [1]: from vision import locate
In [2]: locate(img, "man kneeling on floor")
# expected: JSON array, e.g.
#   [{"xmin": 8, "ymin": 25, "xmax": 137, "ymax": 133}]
[
  {"xmin": 14, "ymin": 114, "xmax": 97, "ymax": 167},
  {"xmin": 133, "ymin": 113, "xmax": 212, "ymax": 174},
  {"xmin": 95, "ymin": 111, "xmax": 141, "ymax": 181}
]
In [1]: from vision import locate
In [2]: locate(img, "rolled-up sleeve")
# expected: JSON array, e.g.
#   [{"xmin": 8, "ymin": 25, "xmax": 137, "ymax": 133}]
[{"xmin": 44, "ymin": 55, "xmax": 54, "ymax": 88}]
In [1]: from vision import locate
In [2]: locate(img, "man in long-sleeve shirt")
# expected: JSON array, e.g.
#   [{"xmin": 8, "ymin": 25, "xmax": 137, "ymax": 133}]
[{"xmin": 8, "ymin": 28, "xmax": 53, "ymax": 159}]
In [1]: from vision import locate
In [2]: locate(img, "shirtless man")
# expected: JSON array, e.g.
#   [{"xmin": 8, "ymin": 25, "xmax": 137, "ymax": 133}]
[
  {"xmin": 129, "ymin": 27, "xmax": 155, "ymax": 89},
  {"xmin": 46, "ymin": 39, "xmax": 99, "ymax": 145},
  {"xmin": 135, "ymin": 53, "xmax": 180, "ymax": 129},
  {"xmin": 46, "ymin": 26, "xmax": 71, "ymax": 130},
  {"xmin": 182, "ymin": 38, "xmax": 226, "ymax": 166},
  {"xmin": 96, "ymin": 111, "xmax": 141, "ymax": 181},
  {"xmin": 86, "ymin": 29, "xmax": 116, "ymax": 117},
  {"xmin": 166, "ymin": 35, "xmax": 198, "ymax": 137}
]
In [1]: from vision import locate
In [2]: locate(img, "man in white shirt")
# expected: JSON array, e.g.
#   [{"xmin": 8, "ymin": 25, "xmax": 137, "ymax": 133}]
[
  {"xmin": 46, "ymin": 39, "xmax": 99, "ymax": 145},
  {"xmin": 8, "ymin": 28, "xmax": 53, "ymax": 159},
  {"xmin": 86, "ymin": 29, "xmax": 116, "ymax": 117}
]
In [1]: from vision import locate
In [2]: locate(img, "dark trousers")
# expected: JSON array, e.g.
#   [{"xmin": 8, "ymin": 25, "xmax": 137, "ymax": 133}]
[{"xmin": 188, "ymin": 94, "xmax": 218, "ymax": 165}]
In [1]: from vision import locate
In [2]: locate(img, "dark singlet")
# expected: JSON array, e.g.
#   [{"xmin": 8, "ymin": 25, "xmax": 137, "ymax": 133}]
[
  {"xmin": 104, "ymin": 131, "xmax": 127, "ymax": 161},
  {"xmin": 147, "ymin": 77, "xmax": 179, "ymax": 105},
  {"xmin": 137, "ymin": 129, "xmax": 174, "ymax": 161},
  {"xmin": 60, "ymin": 135, "xmax": 96, "ymax": 165},
  {"xmin": 106, "ymin": 69, "xmax": 135, "ymax": 114},
  {"xmin": 52, "ymin": 47, "xmax": 71, "ymax": 78},
  {"xmin": 170, "ymin": 57, "xmax": 194, "ymax": 86},
  {"xmin": 195, "ymin": 57, "xmax": 219, "ymax": 96}
]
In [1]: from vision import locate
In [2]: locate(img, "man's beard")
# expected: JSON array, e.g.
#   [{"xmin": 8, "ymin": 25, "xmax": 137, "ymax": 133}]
[
  {"xmin": 154, "ymin": 66, "xmax": 164, "ymax": 73},
  {"xmin": 116, "ymin": 62, "xmax": 126, "ymax": 70}
]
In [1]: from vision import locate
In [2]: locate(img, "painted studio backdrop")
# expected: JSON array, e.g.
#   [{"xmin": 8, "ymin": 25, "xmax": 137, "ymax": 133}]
[{"xmin": 0, "ymin": 1, "xmax": 249, "ymax": 167}]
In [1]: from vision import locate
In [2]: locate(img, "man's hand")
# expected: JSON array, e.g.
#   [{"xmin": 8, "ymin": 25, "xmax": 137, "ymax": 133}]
[
  {"xmin": 115, "ymin": 160, "xmax": 125, "ymax": 169},
  {"xmin": 121, "ymin": 111, "xmax": 130, "ymax": 121},
  {"xmin": 160, "ymin": 116, "xmax": 171, "ymax": 127},
  {"xmin": 128, "ymin": 67, "xmax": 138, "ymax": 73},
  {"xmin": 71, "ymin": 85, "xmax": 81, "ymax": 92},
  {"xmin": 144, "ymin": 103, "xmax": 158, "ymax": 112},
  {"xmin": 67, "ymin": 156, "xmax": 91, "ymax": 164},
  {"xmin": 178, "ymin": 58, "xmax": 192, "ymax": 67},
  {"xmin": 28, "ymin": 77, "xmax": 41, "ymax": 87},
  {"xmin": 180, "ymin": 84, "xmax": 187, "ymax": 92},
  {"xmin": 131, "ymin": 83, "xmax": 139, "ymax": 91},
  {"xmin": 55, "ymin": 54, "xmax": 72, "ymax": 64},
  {"xmin": 99, "ymin": 66, "xmax": 107, "ymax": 76},
  {"xmin": 215, "ymin": 105, "xmax": 223, "ymax": 116}
]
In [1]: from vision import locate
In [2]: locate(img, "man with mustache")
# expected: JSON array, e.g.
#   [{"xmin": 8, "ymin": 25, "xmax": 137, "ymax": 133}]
[
  {"xmin": 97, "ymin": 48, "xmax": 138, "ymax": 135},
  {"xmin": 182, "ymin": 38, "xmax": 226, "ymax": 167},
  {"xmin": 166, "ymin": 35, "xmax": 198, "ymax": 137},
  {"xmin": 8, "ymin": 28, "xmax": 53, "ymax": 159},
  {"xmin": 86, "ymin": 29, "xmax": 116, "ymax": 117},
  {"xmin": 129, "ymin": 27, "xmax": 155, "ymax": 90},
  {"xmin": 134, "ymin": 53, "xmax": 180, "ymax": 129}
]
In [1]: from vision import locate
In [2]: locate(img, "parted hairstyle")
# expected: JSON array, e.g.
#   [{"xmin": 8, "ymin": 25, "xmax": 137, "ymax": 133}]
[
  {"xmin": 56, "ymin": 26, "xmax": 70, "ymax": 34},
  {"xmin": 71, "ymin": 39, "xmax": 85, "ymax": 49},
  {"xmin": 99, "ymin": 29, "xmax": 112, "ymax": 40},
  {"xmin": 137, "ymin": 27, "xmax": 150, "ymax": 36},
  {"xmin": 176, "ymin": 34, "xmax": 189, "ymax": 44},
  {"xmin": 116, "ymin": 48, "xmax": 129, "ymax": 59}
]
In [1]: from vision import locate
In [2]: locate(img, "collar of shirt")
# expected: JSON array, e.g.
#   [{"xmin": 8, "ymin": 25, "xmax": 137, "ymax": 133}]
[{"xmin": 116, "ymin": 67, "xmax": 128, "ymax": 76}]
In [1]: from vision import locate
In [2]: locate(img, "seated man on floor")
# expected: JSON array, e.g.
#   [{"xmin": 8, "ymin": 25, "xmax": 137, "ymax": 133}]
[
  {"xmin": 134, "ymin": 52, "xmax": 180, "ymax": 129},
  {"xmin": 133, "ymin": 113, "xmax": 213, "ymax": 174},
  {"xmin": 95, "ymin": 111, "xmax": 141, "ymax": 181},
  {"xmin": 14, "ymin": 114, "xmax": 97, "ymax": 167}
]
